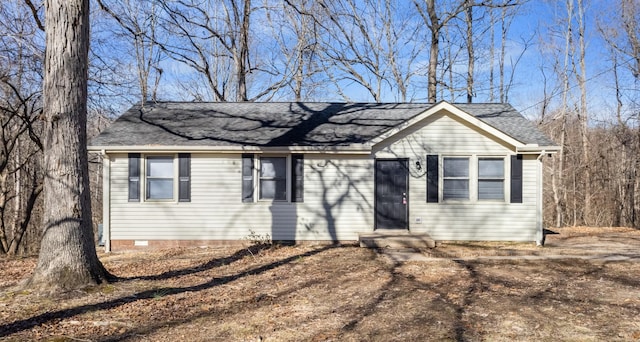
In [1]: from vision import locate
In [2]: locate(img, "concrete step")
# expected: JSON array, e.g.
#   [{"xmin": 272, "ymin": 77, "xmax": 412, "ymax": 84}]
[{"xmin": 359, "ymin": 231, "xmax": 436, "ymax": 249}]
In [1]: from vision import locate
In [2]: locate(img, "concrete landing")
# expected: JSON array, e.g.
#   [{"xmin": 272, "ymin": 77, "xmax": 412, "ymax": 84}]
[{"xmin": 359, "ymin": 230, "xmax": 436, "ymax": 249}]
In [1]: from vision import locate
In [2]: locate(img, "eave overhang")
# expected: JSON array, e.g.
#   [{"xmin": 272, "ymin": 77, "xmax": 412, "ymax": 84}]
[
  {"xmin": 516, "ymin": 145, "xmax": 562, "ymax": 154},
  {"xmin": 87, "ymin": 144, "xmax": 372, "ymax": 154}
]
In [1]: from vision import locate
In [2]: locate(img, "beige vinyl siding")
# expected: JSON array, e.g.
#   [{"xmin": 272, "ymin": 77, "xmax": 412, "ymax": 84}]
[
  {"xmin": 407, "ymin": 155, "xmax": 539, "ymax": 241},
  {"xmin": 374, "ymin": 112, "xmax": 540, "ymax": 241},
  {"xmin": 108, "ymin": 153, "xmax": 374, "ymax": 242},
  {"xmin": 374, "ymin": 111, "xmax": 514, "ymax": 156}
]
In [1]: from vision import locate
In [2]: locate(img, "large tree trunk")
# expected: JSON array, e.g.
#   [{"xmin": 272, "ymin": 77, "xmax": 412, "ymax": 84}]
[{"xmin": 24, "ymin": 0, "xmax": 111, "ymax": 292}]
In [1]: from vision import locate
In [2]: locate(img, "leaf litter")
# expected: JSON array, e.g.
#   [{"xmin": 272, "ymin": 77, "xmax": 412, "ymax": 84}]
[{"xmin": 0, "ymin": 227, "xmax": 639, "ymax": 341}]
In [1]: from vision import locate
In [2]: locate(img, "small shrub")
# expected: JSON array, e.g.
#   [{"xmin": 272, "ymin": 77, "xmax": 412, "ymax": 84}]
[{"xmin": 244, "ymin": 230, "xmax": 272, "ymax": 247}]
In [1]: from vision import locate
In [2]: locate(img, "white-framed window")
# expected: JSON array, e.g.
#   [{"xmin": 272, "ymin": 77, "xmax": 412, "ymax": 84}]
[
  {"xmin": 427, "ymin": 154, "xmax": 510, "ymax": 203},
  {"xmin": 242, "ymin": 154, "xmax": 304, "ymax": 203},
  {"xmin": 128, "ymin": 153, "xmax": 191, "ymax": 202},
  {"xmin": 259, "ymin": 157, "xmax": 287, "ymax": 201},
  {"xmin": 478, "ymin": 158, "xmax": 505, "ymax": 200},
  {"xmin": 146, "ymin": 156, "xmax": 174, "ymax": 200},
  {"xmin": 443, "ymin": 157, "xmax": 469, "ymax": 200}
]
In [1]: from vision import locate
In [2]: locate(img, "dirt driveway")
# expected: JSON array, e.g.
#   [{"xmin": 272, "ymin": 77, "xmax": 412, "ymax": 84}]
[
  {"xmin": 1, "ymin": 226, "xmax": 639, "ymax": 341},
  {"xmin": 379, "ymin": 226, "xmax": 640, "ymax": 262},
  {"xmin": 543, "ymin": 227, "xmax": 640, "ymax": 257}
]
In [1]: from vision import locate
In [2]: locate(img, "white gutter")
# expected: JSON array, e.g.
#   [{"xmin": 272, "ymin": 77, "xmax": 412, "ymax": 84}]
[
  {"xmin": 517, "ymin": 145, "xmax": 561, "ymax": 154},
  {"xmin": 535, "ymin": 150, "xmax": 546, "ymax": 246},
  {"xmin": 88, "ymin": 144, "xmax": 373, "ymax": 154}
]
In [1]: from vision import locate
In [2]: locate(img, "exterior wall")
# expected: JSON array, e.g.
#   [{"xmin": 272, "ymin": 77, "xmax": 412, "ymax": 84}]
[
  {"xmin": 374, "ymin": 111, "xmax": 540, "ymax": 241},
  {"xmin": 106, "ymin": 153, "xmax": 374, "ymax": 247},
  {"xmin": 104, "ymin": 110, "xmax": 544, "ymax": 248}
]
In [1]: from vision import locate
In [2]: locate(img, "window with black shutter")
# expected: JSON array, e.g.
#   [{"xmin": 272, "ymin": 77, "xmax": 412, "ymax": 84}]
[
  {"xmin": 510, "ymin": 154, "xmax": 523, "ymax": 203},
  {"xmin": 242, "ymin": 154, "xmax": 254, "ymax": 202},
  {"xmin": 292, "ymin": 155, "xmax": 304, "ymax": 202},
  {"xmin": 426, "ymin": 155, "xmax": 439, "ymax": 203},
  {"xmin": 178, "ymin": 153, "xmax": 191, "ymax": 202},
  {"xmin": 128, "ymin": 153, "xmax": 140, "ymax": 202}
]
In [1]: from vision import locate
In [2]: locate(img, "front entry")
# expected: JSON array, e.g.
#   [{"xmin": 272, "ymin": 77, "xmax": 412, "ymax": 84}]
[{"xmin": 375, "ymin": 159, "xmax": 409, "ymax": 229}]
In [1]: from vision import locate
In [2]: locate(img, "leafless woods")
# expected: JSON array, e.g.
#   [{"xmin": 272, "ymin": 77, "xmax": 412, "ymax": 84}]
[{"xmin": 0, "ymin": 0, "xmax": 638, "ymax": 255}]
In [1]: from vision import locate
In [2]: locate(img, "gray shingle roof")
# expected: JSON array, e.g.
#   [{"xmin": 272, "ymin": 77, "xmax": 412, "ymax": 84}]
[{"xmin": 89, "ymin": 101, "xmax": 557, "ymax": 148}]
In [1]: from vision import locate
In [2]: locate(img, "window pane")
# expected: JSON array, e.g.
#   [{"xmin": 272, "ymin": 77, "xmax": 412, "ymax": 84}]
[
  {"xmin": 148, "ymin": 179, "xmax": 174, "ymax": 199},
  {"xmin": 147, "ymin": 157, "xmax": 173, "ymax": 177},
  {"xmin": 479, "ymin": 158, "xmax": 504, "ymax": 178},
  {"xmin": 261, "ymin": 157, "xmax": 286, "ymax": 178},
  {"xmin": 275, "ymin": 179, "xmax": 286, "ymax": 200},
  {"xmin": 479, "ymin": 180, "xmax": 504, "ymax": 200},
  {"xmin": 260, "ymin": 179, "xmax": 287, "ymax": 200},
  {"xmin": 260, "ymin": 157, "xmax": 287, "ymax": 200},
  {"xmin": 443, "ymin": 179, "xmax": 469, "ymax": 199},
  {"xmin": 444, "ymin": 158, "xmax": 469, "ymax": 177},
  {"xmin": 260, "ymin": 180, "xmax": 275, "ymax": 199}
]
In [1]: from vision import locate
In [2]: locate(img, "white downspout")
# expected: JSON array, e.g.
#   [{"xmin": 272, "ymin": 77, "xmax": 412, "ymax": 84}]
[
  {"xmin": 102, "ymin": 150, "xmax": 111, "ymax": 252},
  {"xmin": 536, "ymin": 151, "xmax": 546, "ymax": 246}
]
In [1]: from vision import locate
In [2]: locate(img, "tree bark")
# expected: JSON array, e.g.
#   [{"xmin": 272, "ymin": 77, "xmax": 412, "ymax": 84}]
[
  {"xmin": 465, "ymin": 0, "xmax": 474, "ymax": 103},
  {"xmin": 576, "ymin": 0, "xmax": 590, "ymax": 225},
  {"xmin": 24, "ymin": 0, "xmax": 111, "ymax": 292}
]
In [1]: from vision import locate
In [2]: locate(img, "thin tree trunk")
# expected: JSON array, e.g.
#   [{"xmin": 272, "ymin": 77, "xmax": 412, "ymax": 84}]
[
  {"xmin": 552, "ymin": 0, "xmax": 574, "ymax": 228},
  {"xmin": 25, "ymin": 0, "xmax": 111, "ymax": 292},
  {"xmin": 465, "ymin": 1, "xmax": 474, "ymax": 103},
  {"xmin": 499, "ymin": 5, "xmax": 507, "ymax": 102},
  {"xmin": 427, "ymin": 0, "xmax": 439, "ymax": 103},
  {"xmin": 489, "ymin": 8, "xmax": 496, "ymax": 102},
  {"xmin": 576, "ymin": 0, "xmax": 590, "ymax": 225}
]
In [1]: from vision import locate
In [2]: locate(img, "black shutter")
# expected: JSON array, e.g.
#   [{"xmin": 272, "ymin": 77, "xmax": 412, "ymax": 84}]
[
  {"xmin": 510, "ymin": 154, "xmax": 523, "ymax": 203},
  {"xmin": 242, "ymin": 154, "xmax": 254, "ymax": 202},
  {"xmin": 292, "ymin": 154, "xmax": 304, "ymax": 202},
  {"xmin": 426, "ymin": 155, "xmax": 439, "ymax": 203},
  {"xmin": 178, "ymin": 153, "xmax": 191, "ymax": 202},
  {"xmin": 128, "ymin": 153, "xmax": 140, "ymax": 202}
]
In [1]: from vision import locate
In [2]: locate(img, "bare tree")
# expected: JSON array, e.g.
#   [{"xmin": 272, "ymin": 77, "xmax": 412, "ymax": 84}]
[
  {"xmin": 96, "ymin": 0, "xmax": 164, "ymax": 102},
  {"xmin": 313, "ymin": 0, "xmax": 424, "ymax": 102},
  {"xmin": 150, "ymin": 0, "xmax": 292, "ymax": 102},
  {"xmin": 25, "ymin": 0, "xmax": 111, "ymax": 291},
  {"xmin": 414, "ymin": 0, "xmax": 519, "ymax": 103},
  {"xmin": 0, "ymin": 0, "xmax": 45, "ymax": 255},
  {"xmin": 266, "ymin": 0, "xmax": 326, "ymax": 101},
  {"xmin": 413, "ymin": 0, "xmax": 467, "ymax": 102},
  {"xmin": 575, "ymin": 0, "xmax": 590, "ymax": 224}
]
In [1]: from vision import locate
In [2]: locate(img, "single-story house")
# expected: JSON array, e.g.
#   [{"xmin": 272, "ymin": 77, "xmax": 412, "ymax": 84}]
[{"xmin": 88, "ymin": 101, "xmax": 559, "ymax": 251}]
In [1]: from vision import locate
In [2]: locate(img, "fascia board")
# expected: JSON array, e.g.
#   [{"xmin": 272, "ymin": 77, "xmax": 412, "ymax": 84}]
[{"xmin": 87, "ymin": 144, "xmax": 372, "ymax": 154}]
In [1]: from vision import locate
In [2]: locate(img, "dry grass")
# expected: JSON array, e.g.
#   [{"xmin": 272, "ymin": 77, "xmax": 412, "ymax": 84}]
[{"xmin": 0, "ymin": 227, "xmax": 639, "ymax": 341}]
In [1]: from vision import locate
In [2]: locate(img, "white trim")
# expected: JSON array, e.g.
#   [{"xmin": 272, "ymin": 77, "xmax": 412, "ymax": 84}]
[
  {"xmin": 536, "ymin": 152, "xmax": 545, "ymax": 245},
  {"xmin": 477, "ymin": 156, "xmax": 506, "ymax": 202},
  {"xmin": 257, "ymin": 155, "xmax": 289, "ymax": 202},
  {"xmin": 439, "ymin": 154, "xmax": 510, "ymax": 203},
  {"xmin": 142, "ymin": 154, "xmax": 178, "ymax": 203},
  {"xmin": 102, "ymin": 151, "xmax": 111, "ymax": 253},
  {"xmin": 517, "ymin": 145, "xmax": 561, "ymax": 154},
  {"xmin": 88, "ymin": 145, "xmax": 371, "ymax": 154},
  {"xmin": 370, "ymin": 101, "xmax": 525, "ymax": 148}
]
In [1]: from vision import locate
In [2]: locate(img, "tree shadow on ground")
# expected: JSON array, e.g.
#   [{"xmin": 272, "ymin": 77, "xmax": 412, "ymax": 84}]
[
  {"xmin": 0, "ymin": 245, "xmax": 339, "ymax": 338},
  {"xmin": 118, "ymin": 244, "xmax": 271, "ymax": 281}
]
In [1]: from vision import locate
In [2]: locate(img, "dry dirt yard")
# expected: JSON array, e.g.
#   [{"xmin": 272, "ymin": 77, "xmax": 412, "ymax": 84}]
[{"xmin": 1, "ymin": 227, "xmax": 640, "ymax": 341}]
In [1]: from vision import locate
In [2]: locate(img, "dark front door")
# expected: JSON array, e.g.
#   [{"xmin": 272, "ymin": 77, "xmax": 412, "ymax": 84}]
[{"xmin": 375, "ymin": 159, "xmax": 409, "ymax": 229}]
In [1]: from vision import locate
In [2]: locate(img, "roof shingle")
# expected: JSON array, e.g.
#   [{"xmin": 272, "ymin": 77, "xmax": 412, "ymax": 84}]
[{"xmin": 89, "ymin": 101, "xmax": 557, "ymax": 148}]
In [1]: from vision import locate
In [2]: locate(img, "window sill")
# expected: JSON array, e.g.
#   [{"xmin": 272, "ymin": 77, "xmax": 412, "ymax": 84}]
[{"xmin": 143, "ymin": 199, "xmax": 177, "ymax": 203}]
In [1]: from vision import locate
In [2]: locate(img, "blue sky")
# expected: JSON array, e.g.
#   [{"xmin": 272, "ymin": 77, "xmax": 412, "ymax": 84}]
[
  {"xmin": 505, "ymin": 0, "xmax": 630, "ymax": 121},
  {"xmin": 91, "ymin": 0, "xmax": 636, "ymax": 123}
]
